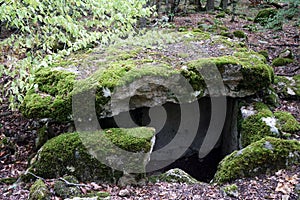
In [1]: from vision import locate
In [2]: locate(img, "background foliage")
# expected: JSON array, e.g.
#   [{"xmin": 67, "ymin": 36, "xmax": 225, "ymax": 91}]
[{"xmin": 0, "ymin": 0, "xmax": 153, "ymax": 108}]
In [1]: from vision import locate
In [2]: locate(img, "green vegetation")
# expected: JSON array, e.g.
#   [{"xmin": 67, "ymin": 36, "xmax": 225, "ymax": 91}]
[
  {"xmin": 272, "ymin": 57, "xmax": 294, "ymax": 66},
  {"xmin": 233, "ymin": 30, "xmax": 246, "ymax": 38},
  {"xmin": 214, "ymin": 137, "xmax": 300, "ymax": 184},
  {"xmin": 29, "ymin": 179, "xmax": 51, "ymax": 200},
  {"xmin": 274, "ymin": 111, "xmax": 300, "ymax": 133},
  {"xmin": 240, "ymin": 103, "xmax": 276, "ymax": 147},
  {"xmin": 254, "ymin": 8, "xmax": 278, "ymax": 25},
  {"xmin": 26, "ymin": 127, "xmax": 155, "ymax": 182},
  {"xmin": 0, "ymin": 0, "xmax": 153, "ymax": 109}
]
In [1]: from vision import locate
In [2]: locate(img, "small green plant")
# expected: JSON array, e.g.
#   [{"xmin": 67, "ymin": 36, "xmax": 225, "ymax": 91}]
[{"xmin": 0, "ymin": 0, "xmax": 153, "ymax": 109}]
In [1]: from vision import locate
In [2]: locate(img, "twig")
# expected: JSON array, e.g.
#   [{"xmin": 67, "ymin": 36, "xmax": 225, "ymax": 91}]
[
  {"xmin": 58, "ymin": 177, "xmax": 91, "ymax": 188},
  {"xmin": 26, "ymin": 171, "xmax": 45, "ymax": 181}
]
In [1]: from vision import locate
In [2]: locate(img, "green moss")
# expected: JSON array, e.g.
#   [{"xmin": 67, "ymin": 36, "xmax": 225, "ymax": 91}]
[
  {"xmin": 20, "ymin": 68, "xmax": 75, "ymax": 122},
  {"xmin": 29, "ymin": 179, "xmax": 51, "ymax": 200},
  {"xmin": 220, "ymin": 31, "xmax": 233, "ymax": 38},
  {"xmin": 0, "ymin": 177, "xmax": 17, "ymax": 184},
  {"xmin": 53, "ymin": 176, "xmax": 81, "ymax": 198},
  {"xmin": 214, "ymin": 137, "xmax": 300, "ymax": 184},
  {"xmin": 262, "ymin": 87, "xmax": 280, "ymax": 107},
  {"xmin": 241, "ymin": 102, "xmax": 277, "ymax": 147},
  {"xmin": 273, "ymin": 75, "xmax": 300, "ymax": 97},
  {"xmin": 28, "ymin": 127, "xmax": 155, "ymax": 183},
  {"xmin": 258, "ymin": 50, "xmax": 268, "ymax": 60},
  {"xmin": 254, "ymin": 8, "xmax": 278, "ymax": 25},
  {"xmin": 148, "ymin": 168, "xmax": 199, "ymax": 184},
  {"xmin": 184, "ymin": 50, "xmax": 273, "ymax": 93},
  {"xmin": 216, "ymin": 12, "xmax": 226, "ymax": 18},
  {"xmin": 272, "ymin": 57, "xmax": 294, "ymax": 66},
  {"xmin": 274, "ymin": 111, "xmax": 300, "ymax": 133},
  {"xmin": 233, "ymin": 30, "xmax": 246, "ymax": 38},
  {"xmin": 222, "ymin": 184, "xmax": 239, "ymax": 198}
]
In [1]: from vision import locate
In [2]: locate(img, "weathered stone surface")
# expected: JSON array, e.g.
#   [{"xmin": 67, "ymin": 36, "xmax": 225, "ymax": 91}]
[
  {"xmin": 213, "ymin": 137, "xmax": 300, "ymax": 184},
  {"xmin": 273, "ymin": 75, "xmax": 300, "ymax": 99},
  {"xmin": 149, "ymin": 168, "xmax": 199, "ymax": 184},
  {"xmin": 20, "ymin": 30, "xmax": 273, "ymax": 121},
  {"xmin": 26, "ymin": 127, "xmax": 155, "ymax": 183}
]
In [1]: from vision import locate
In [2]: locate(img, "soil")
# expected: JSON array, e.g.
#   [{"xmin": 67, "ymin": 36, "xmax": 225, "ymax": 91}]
[{"xmin": 0, "ymin": 4, "xmax": 299, "ymax": 200}]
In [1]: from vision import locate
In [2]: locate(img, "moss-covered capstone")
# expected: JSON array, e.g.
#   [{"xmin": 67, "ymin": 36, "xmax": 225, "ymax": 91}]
[
  {"xmin": 213, "ymin": 137, "xmax": 300, "ymax": 184},
  {"xmin": 29, "ymin": 179, "xmax": 51, "ymax": 200},
  {"xmin": 21, "ymin": 30, "xmax": 273, "ymax": 122},
  {"xmin": 148, "ymin": 168, "xmax": 199, "ymax": 184},
  {"xmin": 26, "ymin": 127, "xmax": 155, "ymax": 183},
  {"xmin": 20, "ymin": 67, "xmax": 75, "ymax": 122}
]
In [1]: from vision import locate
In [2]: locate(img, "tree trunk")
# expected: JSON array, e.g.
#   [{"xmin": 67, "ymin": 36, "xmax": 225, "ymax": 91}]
[
  {"xmin": 205, "ymin": 0, "xmax": 214, "ymax": 11},
  {"xmin": 230, "ymin": 0, "xmax": 237, "ymax": 22},
  {"xmin": 195, "ymin": 0, "xmax": 203, "ymax": 11},
  {"xmin": 219, "ymin": 0, "xmax": 228, "ymax": 10}
]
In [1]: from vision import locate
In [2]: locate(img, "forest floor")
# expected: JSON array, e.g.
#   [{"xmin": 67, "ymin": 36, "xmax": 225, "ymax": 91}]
[{"xmin": 0, "ymin": 7, "xmax": 300, "ymax": 200}]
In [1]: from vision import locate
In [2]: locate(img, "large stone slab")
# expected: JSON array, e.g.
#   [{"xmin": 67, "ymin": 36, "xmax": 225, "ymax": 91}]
[{"xmin": 20, "ymin": 30, "xmax": 274, "ymax": 121}]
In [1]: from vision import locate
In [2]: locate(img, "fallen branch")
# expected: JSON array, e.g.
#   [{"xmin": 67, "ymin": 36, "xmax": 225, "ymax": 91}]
[
  {"xmin": 26, "ymin": 171, "xmax": 45, "ymax": 181},
  {"xmin": 58, "ymin": 177, "xmax": 91, "ymax": 188}
]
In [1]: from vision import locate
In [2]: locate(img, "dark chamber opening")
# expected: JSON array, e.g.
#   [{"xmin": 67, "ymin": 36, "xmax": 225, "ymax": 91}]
[{"xmin": 98, "ymin": 98, "xmax": 228, "ymax": 183}]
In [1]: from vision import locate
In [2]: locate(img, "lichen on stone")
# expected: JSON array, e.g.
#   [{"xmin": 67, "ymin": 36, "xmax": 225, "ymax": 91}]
[
  {"xmin": 214, "ymin": 137, "xmax": 300, "ymax": 184},
  {"xmin": 148, "ymin": 168, "xmax": 199, "ymax": 184}
]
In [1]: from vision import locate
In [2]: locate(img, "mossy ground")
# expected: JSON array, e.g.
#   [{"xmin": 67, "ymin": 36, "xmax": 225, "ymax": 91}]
[
  {"xmin": 214, "ymin": 137, "xmax": 300, "ymax": 184},
  {"xmin": 254, "ymin": 8, "xmax": 278, "ymax": 25},
  {"xmin": 27, "ymin": 127, "xmax": 155, "ymax": 183}
]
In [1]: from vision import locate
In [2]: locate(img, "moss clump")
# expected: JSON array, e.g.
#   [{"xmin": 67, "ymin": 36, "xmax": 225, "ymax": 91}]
[
  {"xmin": 272, "ymin": 57, "xmax": 293, "ymax": 66},
  {"xmin": 216, "ymin": 12, "xmax": 226, "ymax": 18},
  {"xmin": 214, "ymin": 137, "xmax": 300, "ymax": 184},
  {"xmin": 184, "ymin": 51, "xmax": 273, "ymax": 94},
  {"xmin": 53, "ymin": 176, "xmax": 81, "ymax": 198},
  {"xmin": 222, "ymin": 184, "xmax": 239, "ymax": 198},
  {"xmin": 274, "ymin": 111, "xmax": 300, "ymax": 133},
  {"xmin": 273, "ymin": 75, "xmax": 300, "ymax": 98},
  {"xmin": 148, "ymin": 168, "xmax": 199, "ymax": 184},
  {"xmin": 240, "ymin": 102, "xmax": 278, "ymax": 147},
  {"xmin": 262, "ymin": 87, "xmax": 280, "ymax": 108},
  {"xmin": 29, "ymin": 179, "xmax": 51, "ymax": 200},
  {"xmin": 254, "ymin": 8, "xmax": 278, "ymax": 25},
  {"xmin": 258, "ymin": 50, "xmax": 269, "ymax": 60},
  {"xmin": 28, "ymin": 127, "xmax": 155, "ymax": 183},
  {"xmin": 220, "ymin": 31, "xmax": 234, "ymax": 38},
  {"xmin": 20, "ymin": 68, "xmax": 75, "ymax": 122},
  {"xmin": 233, "ymin": 30, "xmax": 246, "ymax": 38}
]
